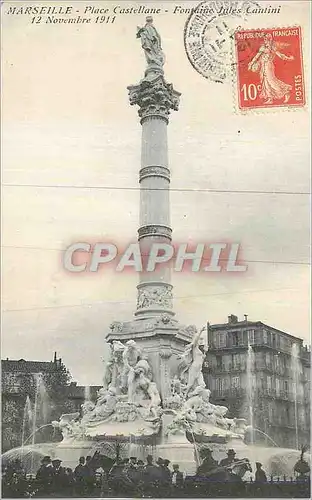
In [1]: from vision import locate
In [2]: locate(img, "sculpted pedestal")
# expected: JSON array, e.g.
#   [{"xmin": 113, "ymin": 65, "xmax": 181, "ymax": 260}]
[{"xmin": 106, "ymin": 316, "xmax": 193, "ymax": 402}]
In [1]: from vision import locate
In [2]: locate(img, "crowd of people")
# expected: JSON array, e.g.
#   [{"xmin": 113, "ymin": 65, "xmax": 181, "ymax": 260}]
[
  {"xmin": 2, "ymin": 453, "xmax": 186, "ymax": 497},
  {"xmin": 1, "ymin": 447, "xmax": 310, "ymax": 498}
]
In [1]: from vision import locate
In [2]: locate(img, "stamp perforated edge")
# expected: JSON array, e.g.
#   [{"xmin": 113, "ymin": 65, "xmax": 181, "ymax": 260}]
[{"xmin": 230, "ymin": 24, "xmax": 309, "ymax": 115}]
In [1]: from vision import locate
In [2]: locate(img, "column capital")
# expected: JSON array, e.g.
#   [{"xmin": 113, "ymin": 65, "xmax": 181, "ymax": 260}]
[{"xmin": 128, "ymin": 74, "xmax": 181, "ymax": 123}]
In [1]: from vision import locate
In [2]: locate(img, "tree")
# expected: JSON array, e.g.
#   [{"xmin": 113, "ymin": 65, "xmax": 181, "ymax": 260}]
[
  {"xmin": 33, "ymin": 363, "xmax": 76, "ymax": 442},
  {"xmin": 2, "ymin": 398, "xmax": 24, "ymax": 452}
]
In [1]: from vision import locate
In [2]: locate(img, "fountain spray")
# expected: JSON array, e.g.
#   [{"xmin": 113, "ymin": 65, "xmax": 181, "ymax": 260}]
[
  {"xmin": 291, "ymin": 343, "xmax": 300, "ymax": 449},
  {"xmin": 246, "ymin": 343, "xmax": 255, "ymax": 444}
]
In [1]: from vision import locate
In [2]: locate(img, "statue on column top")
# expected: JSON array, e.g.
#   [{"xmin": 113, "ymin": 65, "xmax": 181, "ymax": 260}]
[{"xmin": 137, "ymin": 16, "xmax": 165, "ymax": 71}]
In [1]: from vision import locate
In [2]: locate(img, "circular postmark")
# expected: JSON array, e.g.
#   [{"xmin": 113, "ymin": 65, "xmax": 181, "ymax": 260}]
[{"xmin": 184, "ymin": 0, "xmax": 259, "ymax": 83}]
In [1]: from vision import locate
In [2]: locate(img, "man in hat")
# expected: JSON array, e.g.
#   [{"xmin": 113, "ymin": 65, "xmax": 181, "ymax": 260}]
[
  {"xmin": 219, "ymin": 449, "xmax": 239, "ymax": 468},
  {"xmin": 196, "ymin": 448, "xmax": 218, "ymax": 477},
  {"xmin": 160, "ymin": 458, "xmax": 171, "ymax": 485},
  {"xmin": 108, "ymin": 458, "xmax": 124, "ymax": 491},
  {"xmin": 51, "ymin": 459, "xmax": 68, "ymax": 494},
  {"xmin": 125, "ymin": 456, "xmax": 139, "ymax": 484},
  {"xmin": 143, "ymin": 456, "xmax": 162, "ymax": 495},
  {"xmin": 255, "ymin": 462, "xmax": 267, "ymax": 483},
  {"xmin": 171, "ymin": 464, "xmax": 184, "ymax": 490},
  {"xmin": 36, "ymin": 456, "xmax": 53, "ymax": 494},
  {"xmin": 74, "ymin": 456, "xmax": 88, "ymax": 495}
]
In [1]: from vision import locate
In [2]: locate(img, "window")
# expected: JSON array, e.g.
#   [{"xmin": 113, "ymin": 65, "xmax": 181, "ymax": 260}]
[
  {"xmin": 216, "ymin": 332, "xmax": 226, "ymax": 347},
  {"xmin": 266, "ymin": 353, "xmax": 272, "ymax": 367},
  {"xmin": 232, "ymin": 332, "xmax": 239, "ymax": 346},
  {"xmin": 248, "ymin": 329, "xmax": 255, "ymax": 345},
  {"xmin": 284, "ymin": 380, "xmax": 288, "ymax": 396},
  {"xmin": 232, "ymin": 376, "xmax": 240, "ymax": 389},
  {"xmin": 215, "ymin": 378, "xmax": 224, "ymax": 394},
  {"xmin": 216, "ymin": 356, "xmax": 222, "ymax": 368},
  {"xmin": 263, "ymin": 329, "xmax": 268, "ymax": 344},
  {"xmin": 274, "ymin": 355, "xmax": 280, "ymax": 371},
  {"xmin": 223, "ymin": 377, "xmax": 230, "ymax": 390},
  {"xmin": 268, "ymin": 403, "xmax": 273, "ymax": 421},
  {"xmin": 276, "ymin": 378, "xmax": 280, "ymax": 395},
  {"xmin": 267, "ymin": 376, "xmax": 272, "ymax": 391},
  {"xmin": 232, "ymin": 354, "xmax": 241, "ymax": 369},
  {"xmin": 299, "ymin": 408, "xmax": 305, "ymax": 426}
]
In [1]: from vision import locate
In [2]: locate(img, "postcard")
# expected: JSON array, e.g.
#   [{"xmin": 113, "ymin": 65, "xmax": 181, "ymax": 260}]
[{"xmin": 1, "ymin": 0, "xmax": 310, "ymax": 498}]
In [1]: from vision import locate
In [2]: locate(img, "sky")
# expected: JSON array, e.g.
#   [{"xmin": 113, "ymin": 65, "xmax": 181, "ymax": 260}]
[{"xmin": 2, "ymin": 0, "xmax": 310, "ymax": 385}]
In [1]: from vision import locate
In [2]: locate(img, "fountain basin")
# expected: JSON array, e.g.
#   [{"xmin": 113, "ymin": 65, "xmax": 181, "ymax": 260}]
[{"xmin": 2, "ymin": 437, "xmax": 310, "ymax": 478}]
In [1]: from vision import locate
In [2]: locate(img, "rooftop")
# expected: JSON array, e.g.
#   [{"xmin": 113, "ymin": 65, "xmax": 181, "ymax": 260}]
[
  {"xmin": 1, "ymin": 354, "xmax": 63, "ymax": 374},
  {"xmin": 208, "ymin": 315, "xmax": 306, "ymax": 343}
]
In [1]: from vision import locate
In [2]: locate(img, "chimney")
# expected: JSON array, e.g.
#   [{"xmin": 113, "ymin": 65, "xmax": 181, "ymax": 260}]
[
  {"xmin": 53, "ymin": 352, "xmax": 57, "ymax": 363},
  {"xmin": 244, "ymin": 314, "xmax": 248, "ymax": 322},
  {"xmin": 228, "ymin": 314, "xmax": 238, "ymax": 324}
]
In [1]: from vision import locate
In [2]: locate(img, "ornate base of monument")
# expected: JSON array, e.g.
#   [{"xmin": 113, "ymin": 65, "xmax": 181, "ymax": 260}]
[
  {"xmin": 106, "ymin": 315, "xmax": 194, "ymax": 402},
  {"xmin": 52, "ymin": 325, "xmax": 249, "ymax": 475}
]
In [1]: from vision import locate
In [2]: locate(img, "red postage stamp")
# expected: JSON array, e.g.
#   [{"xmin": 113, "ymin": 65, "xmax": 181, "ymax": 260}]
[{"xmin": 234, "ymin": 27, "xmax": 305, "ymax": 110}]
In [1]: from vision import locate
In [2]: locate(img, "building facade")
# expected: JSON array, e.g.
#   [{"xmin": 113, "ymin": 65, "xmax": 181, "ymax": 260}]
[
  {"xmin": 1, "ymin": 354, "xmax": 100, "ymax": 452},
  {"xmin": 203, "ymin": 315, "xmax": 310, "ymax": 450}
]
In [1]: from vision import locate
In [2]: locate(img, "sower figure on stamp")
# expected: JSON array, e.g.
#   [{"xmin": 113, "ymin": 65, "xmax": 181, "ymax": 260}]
[{"xmin": 248, "ymin": 33, "xmax": 294, "ymax": 104}]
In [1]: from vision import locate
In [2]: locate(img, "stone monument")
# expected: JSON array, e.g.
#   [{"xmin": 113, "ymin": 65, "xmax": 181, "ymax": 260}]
[
  {"xmin": 107, "ymin": 15, "xmax": 187, "ymax": 404},
  {"xmin": 52, "ymin": 17, "xmax": 248, "ymax": 473}
]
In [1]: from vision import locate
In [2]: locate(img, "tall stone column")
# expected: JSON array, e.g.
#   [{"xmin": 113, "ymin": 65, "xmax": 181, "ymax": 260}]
[
  {"xmin": 107, "ymin": 19, "xmax": 189, "ymax": 402},
  {"xmin": 128, "ymin": 71, "xmax": 180, "ymax": 319}
]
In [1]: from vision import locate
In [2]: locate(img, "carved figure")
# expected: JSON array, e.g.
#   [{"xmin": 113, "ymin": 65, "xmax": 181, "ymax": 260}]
[
  {"xmin": 81, "ymin": 401, "xmax": 95, "ymax": 416},
  {"xmin": 110, "ymin": 321, "xmax": 124, "ymax": 333},
  {"xmin": 171, "ymin": 376, "xmax": 183, "ymax": 395},
  {"xmin": 134, "ymin": 358, "xmax": 153, "ymax": 380},
  {"xmin": 137, "ymin": 290, "xmax": 149, "ymax": 309},
  {"xmin": 137, "ymin": 286, "xmax": 173, "ymax": 310},
  {"xmin": 137, "ymin": 16, "xmax": 165, "ymax": 70},
  {"xmin": 122, "ymin": 340, "xmax": 142, "ymax": 401},
  {"xmin": 145, "ymin": 381, "xmax": 162, "ymax": 420},
  {"xmin": 94, "ymin": 387, "xmax": 117, "ymax": 420},
  {"xmin": 178, "ymin": 326, "xmax": 207, "ymax": 397},
  {"xmin": 52, "ymin": 412, "xmax": 81, "ymax": 440},
  {"xmin": 103, "ymin": 344, "xmax": 114, "ymax": 389},
  {"xmin": 111, "ymin": 341, "xmax": 126, "ymax": 390},
  {"xmin": 166, "ymin": 406, "xmax": 197, "ymax": 436}
]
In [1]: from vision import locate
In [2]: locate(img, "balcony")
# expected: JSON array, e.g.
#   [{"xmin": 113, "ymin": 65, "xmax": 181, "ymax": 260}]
[
  {"xmin": 260, "ymin": 388, "xmax": 276, "ymax": 398},
  {"xmin": 211, "ymin": 388, "xmax": 245, "ymax": 399},
  {"xmin": 207, "ymin": 363, "xmax": 246, "ymax": 373},
  {"xmin": 206, "ymin": 364, "xmax": 227, "ymax": 373},
  {"xmin": 209, "ymin": 341, "xmax": 247, "ymax": 350},
  {"xmin": 229, "ymin": 363, "xmax": 246, "ymax": 371},
  {"xmin": 209, "ymin": 339, "xmax": 310, "ymax": 358}
]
